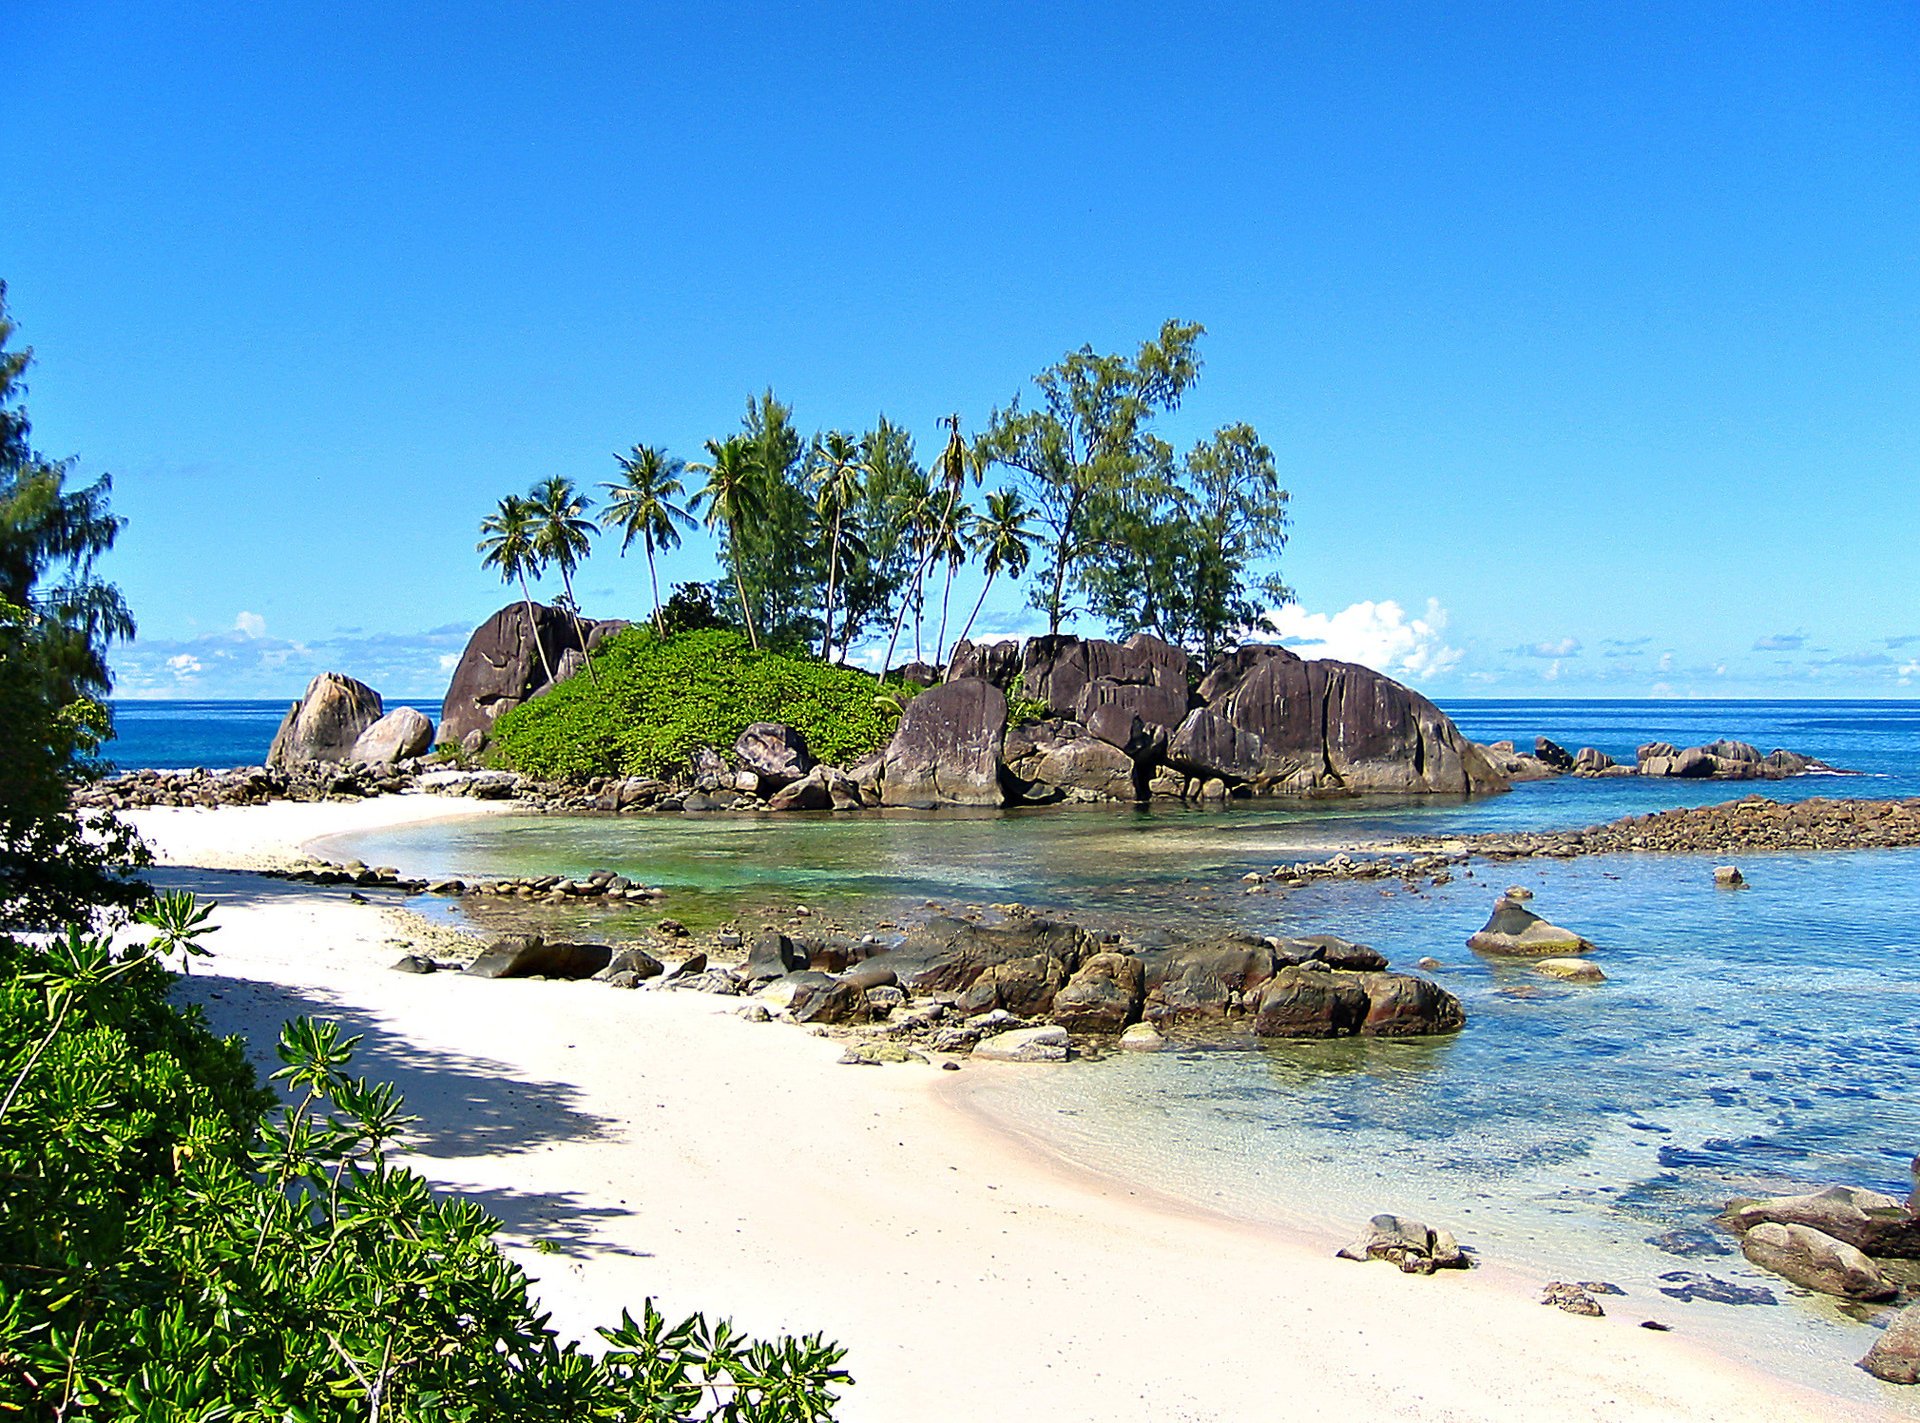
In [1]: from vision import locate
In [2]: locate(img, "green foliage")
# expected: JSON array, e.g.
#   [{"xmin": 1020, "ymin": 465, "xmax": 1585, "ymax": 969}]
[
  {"xmin": 487, "ymin": 628, "xmax": 903, "ymax": 781},
  {"xmin": 1006, "ymin": 692, "xmax": 1053, "ymax": 727},
  {"xmin": 0, "ymin": 283, "xmax": 135, "ymax": 703},
  {"xmin": 0, "ymin": 895, "xmax": 851, "ymax": 1419},
  {"xmin": 660, "ymin": 582, "xmax": 735, "ymax": 636},
  {"xmin": 979, "ymin": 318, "xmax": 1205, "ymax": 637},
  {"xmin": 0, "ymin": 599, "xmax": 145, "ymax": 929}
]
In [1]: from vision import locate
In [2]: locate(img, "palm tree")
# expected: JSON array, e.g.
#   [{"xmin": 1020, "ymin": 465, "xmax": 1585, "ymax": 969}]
[
  {"xmin": 811, "ymin": 430, "xmax": 871, "ymax": 661},
  {"xmin": 689, "ymin": 437, "xmax": 767, "ymax": 651},
  {"xmin": 477, "ymin": 494, "xmax": 556, "ymax": 685},
  {"xmin": 956, "ymin": 488, "xmax": 1039, "ymax": 648},
  {"xmin": 878, "ymin": 463, "xmax": 936, "ymax": 676},
  {"xmin": 602, "ymin": 444, "xmax": 692, "ymax": 636},
  {"xmin": 526, "ymin": 474, "xmax": 599, "ymax": 685},
  {"xmin": 931, "ymin": 500, "xmax": 975, "ymax": 667}
]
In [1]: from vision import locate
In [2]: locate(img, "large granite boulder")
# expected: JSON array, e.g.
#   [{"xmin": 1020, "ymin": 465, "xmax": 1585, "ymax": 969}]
[
  {"xmin": 1002, "ymin": 719, "xmax": 1137, "ymax": 803},
  {"xmin": 267, "ymin": 673, "xmax": 385, "ymax": 767},
  {"xmin": 351, "ymin": 706, "xmax": 434, "ymax": 764},
  {"xmin": 1719, "ymin": 1185, "xmax": 1920, "ymax": 1259},
  {"xmin": 1193, "ymin": 646, "xmax": 1504, "ymax": 795},
  {"xmin": 437, "ymin": 602, "xmax": 594, "ymax": 748},
  {"xmin": 1739, "ymin": 1222, "xmax": 1898, "ymax": 1301},
  {"xmin": 878, "ymin": 677, "xmax": 1008, "ymax": 807}
]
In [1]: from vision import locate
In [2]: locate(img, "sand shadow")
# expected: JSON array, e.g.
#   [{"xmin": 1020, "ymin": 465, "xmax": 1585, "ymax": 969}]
[{"xmin": 172, "ymin": 972, "xmax": 617, "ymax": 1163}]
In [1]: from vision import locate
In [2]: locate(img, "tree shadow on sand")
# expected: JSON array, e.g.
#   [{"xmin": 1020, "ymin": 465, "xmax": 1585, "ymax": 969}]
[{"xmin": 171, "ymin": 971, "xmax": 634, "ymax": 1259}]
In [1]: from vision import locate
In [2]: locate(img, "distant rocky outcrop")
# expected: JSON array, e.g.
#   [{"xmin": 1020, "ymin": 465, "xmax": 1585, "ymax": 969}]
[
  {"xmin": 879, "ymin": 634, "xmax": 1505, "ymax": 808},
  {"xmin": 1478, "ymin": 733, "xmax": 1836, "ymax": 784},
  {"xmin": 267, "ymin": 673, "xmax": 385, "ymax": 767},
  {"xmin": 437, "ymin": 601, "xmax": 621, "ymax": 750}
]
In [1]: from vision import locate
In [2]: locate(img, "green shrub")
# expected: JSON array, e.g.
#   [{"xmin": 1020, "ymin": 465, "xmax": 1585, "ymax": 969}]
[
  {"xmin": 487, "ymin": 628, "xmax": 907, "ymax": 781},
  {"xmin": 0, "ymin": 893, "xmax": 850, "ymax": 1419}
]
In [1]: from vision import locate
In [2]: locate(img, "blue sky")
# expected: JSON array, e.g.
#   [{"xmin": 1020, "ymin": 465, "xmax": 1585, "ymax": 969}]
[{"xmin": 5, "ymin": 3, "xmax": 1916, "ymax": 700}]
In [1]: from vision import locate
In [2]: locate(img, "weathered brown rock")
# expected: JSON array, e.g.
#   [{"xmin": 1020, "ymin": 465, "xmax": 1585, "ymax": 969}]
[
  {"xmin": 735, "ymin": 722, "xmax": 813, "ymax": 786},
  {"xmin": 1050, "ymin": 952, "xmax": 1146, "ymax": 1033},
  {"xmin": 1003, "ymin": 720, "xmax": 1138, "ymax": 802},
  {"xmin": 1141, "ymin": 933, "xmax": 1280, "ymax": 1027},
  {"xmin": 879, "ymin": 677, "xmax": 1008, "ymax": 807},
  {"xmin": 1166, "ymin": 706, "xmax": 1266, "ymax": 783},
  {"xmin": 788, "ymin": 974, "xmax": 871, "ymax": 1025},
  {"xmin": 889, "ymin": 916, "xmax": 1094, "ymax": 1008},
  {"xmin": 944, "ymin": 637, "xmax": 1025, "ymax": 689},
  {"xmin": 268, "ymin": 673, "xmax": 385, "ymax": 767},
  {"xmin": 463, "ymin": 935, "xmax": 614, "ymax": 980},
  {"xmin": 1863, "ymin": 1302, "xmax": 1920, "ymax": 1384}
]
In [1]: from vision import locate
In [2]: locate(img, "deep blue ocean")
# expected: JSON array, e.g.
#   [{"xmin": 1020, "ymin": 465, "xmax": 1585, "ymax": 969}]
[
  {"xmin": 105, "ymin": 699, "xmax": 445, "ymax": 770},
  {"xmin": 119, "ymin": 695, "xmax": 1920, "ymax": 1405}
]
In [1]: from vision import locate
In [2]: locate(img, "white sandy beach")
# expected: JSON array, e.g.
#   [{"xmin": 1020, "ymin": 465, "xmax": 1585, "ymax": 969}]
[{"xmin": 128, "ymin": 796, "xmax": 1901, "ymax": 1423}]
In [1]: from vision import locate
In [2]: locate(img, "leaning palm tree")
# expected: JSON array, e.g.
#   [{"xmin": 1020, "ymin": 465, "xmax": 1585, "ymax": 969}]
[
  {"xmin": 602, "ymin": 444, "xmax": 692, "ymax": 636},
  {"xmin": 931, "ymin": 500, "xmax": 975, "ymax": 667},
  {"xmin": 477, "ymin": 494, "xmax": 556, "ymax": 685},
  {"xmin": 689, "ymin": 436, "xmax": 767, "ymax": 651},
  {"xmin": 811, "ymin": 430, "xmax": 872, "ymax": 661},
  {"xmin": 878, "ymin": 463, "xmax": 936, "ymax": 676},
  {"xmin": 956, "ymin": 487, "xmax": 1040, "ymax": 648},
  {"xmin": 526, "ymin": 474, "xmax": 599, "ymax": 685}
]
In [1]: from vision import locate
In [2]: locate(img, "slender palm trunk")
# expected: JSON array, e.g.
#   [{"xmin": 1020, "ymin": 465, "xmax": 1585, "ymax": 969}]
[
  {"xmin": 645, "ymin": 537, "xmax": 665, "ymax": 637},
  {"xmin": 957, "ymin": 566, "xmax": 998, "ymax": 648},
  {"xmin": 558, "ymin": 566, "xmax": 599, "ymax": 686},
  {"xmin": 732, "ymin": 566, "xmax": 760, "ymax": 650},
  {"xmin": 1045, "ymin": 536, "xmax": 1070, "ymax": 635},
  {"xmin": 820, "ymin": 508, "xmax": 843, "ymax": 661},
  {"xmin": 935, "ymin": 558, "xmax": 958, "ymax": 666},
  {"xmin": 518, "ymin": 573, "xmax": 557, "ymax": 685}
]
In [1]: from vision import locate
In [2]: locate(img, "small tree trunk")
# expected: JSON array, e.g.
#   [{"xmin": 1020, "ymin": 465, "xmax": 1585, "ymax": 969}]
[
  {"xmin": 935, "ymin": 558, "xmax": 957, "ymax": 666},
  {"xmin": 732, "ymin": 564, "xmax": 760, "ymax": 651}
]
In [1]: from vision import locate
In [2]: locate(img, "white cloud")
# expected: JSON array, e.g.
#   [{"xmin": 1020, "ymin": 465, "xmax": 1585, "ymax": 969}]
[
  {"xmin": 1516, "ymin": 636, "xmax": 1581, "ymax": 658},
  {"xmin": 1260, "ymin": 598, "xmax": 1462, "ymax": 680},
  {"xmin": 166, "ymin": 653, "xmax": 203, "ymax": 678},
  {"xmin": 234, "ymin": 610, "xmax": 266, "ymax": 638}
]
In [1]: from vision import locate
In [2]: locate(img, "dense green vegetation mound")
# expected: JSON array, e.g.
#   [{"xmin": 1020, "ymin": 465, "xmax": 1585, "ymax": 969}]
[{"xmin": 487, "ymin": 628, "xmax": 905, "ymax": 781}]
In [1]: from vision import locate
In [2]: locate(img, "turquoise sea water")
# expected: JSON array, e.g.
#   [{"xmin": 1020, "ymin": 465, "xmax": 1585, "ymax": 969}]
[
  {"xmin": 104, "ymin": 699, "xmax": 445, "ymax": 771},
  {"xmin": 171, "ymin": 695, "xmax": 1920, "ymax": 1406}
]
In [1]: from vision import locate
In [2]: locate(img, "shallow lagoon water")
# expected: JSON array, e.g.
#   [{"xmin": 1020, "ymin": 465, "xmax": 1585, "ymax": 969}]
[{"xmin": 330, "ymin": 698, "xmax": 1920, "ymax": 1408}]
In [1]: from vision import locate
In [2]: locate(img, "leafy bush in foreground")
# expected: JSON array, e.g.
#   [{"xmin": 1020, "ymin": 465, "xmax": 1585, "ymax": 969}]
[
  {"xmin": 487, "ymin": 628, "xmax": 906, "ymax": 781},
  {"xmin": 0, "ymin": 894, "xmax": 849, "ymax": 1419}
]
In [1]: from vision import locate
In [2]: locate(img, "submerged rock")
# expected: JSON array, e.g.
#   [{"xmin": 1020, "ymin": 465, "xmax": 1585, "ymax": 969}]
[
  {"xmin": 972, "ymin": 1025, "xmax": 1071, "ymax": 1063},
  {"xmin": 1534, "ymin": 958, "xmax": 1606, "ymax": 983}
]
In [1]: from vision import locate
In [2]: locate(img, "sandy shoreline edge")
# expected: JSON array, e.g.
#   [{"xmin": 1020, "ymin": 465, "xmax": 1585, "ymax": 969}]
[{"xmin": 123, "ymin": 795, "xmax": 1897, "ymax": 1422}]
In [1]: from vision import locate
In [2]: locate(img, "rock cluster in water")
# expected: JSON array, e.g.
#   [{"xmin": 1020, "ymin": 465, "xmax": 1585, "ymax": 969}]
[{"xmin": 1480, "ymin": 735, "xmax": 1838, "ymax": 783}]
